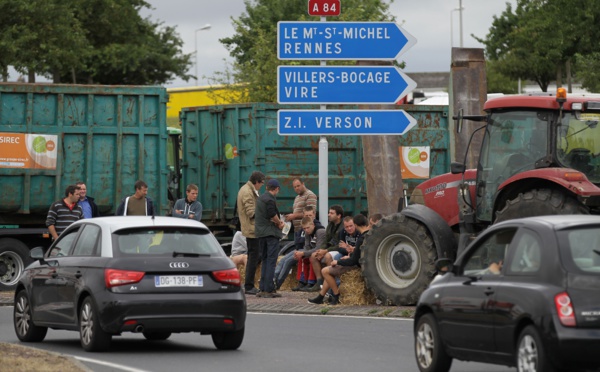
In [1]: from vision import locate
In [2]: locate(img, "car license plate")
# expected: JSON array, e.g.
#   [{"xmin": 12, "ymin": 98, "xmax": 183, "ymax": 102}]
[{"xmin": 154, "ymin": 275, "xmax": 203, "ymax": 287}]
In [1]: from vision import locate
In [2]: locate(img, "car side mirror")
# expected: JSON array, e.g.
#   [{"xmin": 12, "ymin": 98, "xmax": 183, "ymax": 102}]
[
  {"xmin": 435, "ymin": 258, "xmax": 454, "ymax": 273},
  {"xmin": 30, "ymin": 246, "xmax": 45, "ymax": 261}
]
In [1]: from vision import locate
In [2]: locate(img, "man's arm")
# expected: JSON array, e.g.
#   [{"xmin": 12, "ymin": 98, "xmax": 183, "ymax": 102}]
[
  {"xmin": 240, "ymin": 191, "xmax": 256, "ymax": 219},
  {"xmin": 46, "ymin": 203, "xmax": 58, "ymax": 240},
  {"xmin": 189, "ymin": 202, "xmax": 202, "ymax": 222},
  {"xmin": 172, "ymin": 199, "xmax": 185, "ymax": 218}
]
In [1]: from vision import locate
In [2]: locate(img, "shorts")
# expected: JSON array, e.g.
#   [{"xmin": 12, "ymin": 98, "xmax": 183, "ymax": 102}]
[
  {"xmin": 327, "ymin": 251, "xmax": 342, "ymax": 261},
  {"xmin": 328, "ymin": 265, "xmax": 358, "ymax": 277}
]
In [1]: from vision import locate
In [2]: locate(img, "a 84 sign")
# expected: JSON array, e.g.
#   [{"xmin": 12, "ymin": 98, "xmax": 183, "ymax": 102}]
[{"xmin": 308, "ymin": 0, "xmax": 340, "ymax": 16}]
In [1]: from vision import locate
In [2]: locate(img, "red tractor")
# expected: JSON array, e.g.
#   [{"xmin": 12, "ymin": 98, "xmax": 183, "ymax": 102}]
[{"xmin": 361, "ymin": 89, "xmax": 600, "ymax": 305}]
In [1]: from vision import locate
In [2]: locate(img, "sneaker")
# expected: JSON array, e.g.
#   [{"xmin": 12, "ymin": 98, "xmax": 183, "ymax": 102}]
[
  {"xmin": 328, "ymin": 294, "xmax": 340, "ymax": 305},
  {"xmin": 308, "ymin": 294, "xmax": 324, "ymax": 304},
  {"xmin": 292, "ymin": 282, "xmax": 307, "ymax": 291},
  {"xmin": 305, "ymin": 283, "xmax": 321, "ymax": 292},
  {"xmin": 261, "ymin": 291, "xmax": 282, "ymax": 298},
  {"xmin": 245, "ymin": 288, "xmax": 259, "ymax": 295}
]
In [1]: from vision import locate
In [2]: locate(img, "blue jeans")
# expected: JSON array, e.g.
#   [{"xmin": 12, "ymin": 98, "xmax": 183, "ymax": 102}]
[
  {"xmin": 274, "ymin": 250, "xmax": 297, "ymax": 288},
  {"xmin": 259, "ymin": 236, "xmax": 280, "ymax": 293}
]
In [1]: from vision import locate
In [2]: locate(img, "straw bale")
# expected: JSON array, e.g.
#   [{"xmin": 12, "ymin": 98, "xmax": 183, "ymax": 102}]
[{"xmin": 338, "ymin": 267, "xmax": 377, "ymax": 306}]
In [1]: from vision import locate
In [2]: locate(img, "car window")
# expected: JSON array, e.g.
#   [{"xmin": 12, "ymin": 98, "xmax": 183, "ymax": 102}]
[
  {"xmin": 462, "ymin": 228, "xmax": 517, "ymax": 276},
  {"xmin": 72, "ymin": 224, "xmax": 101, "ymax": 256},
  {"xmin": 48, "ymin": 227, "xmax": 81, "ymax": 257},
  {"xmin": 558, "ymin": 227, "xmax": 600, "ymax": 274},
  {"xmin": 113, "ymin": 227, "xmax": 224, "ymax": 257},
  {"xmin": 508, "ymin": 229, "xmax": 542, "ymax": 274}
]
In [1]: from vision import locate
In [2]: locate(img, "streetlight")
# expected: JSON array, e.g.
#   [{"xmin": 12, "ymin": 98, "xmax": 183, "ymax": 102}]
[
  {"xmin": 194, "ymin": 24, "xmax": 211, "ymax": 86},
  {"xmin": 450, "ymin": 7, "xmax": 464, "ymax": 48}
]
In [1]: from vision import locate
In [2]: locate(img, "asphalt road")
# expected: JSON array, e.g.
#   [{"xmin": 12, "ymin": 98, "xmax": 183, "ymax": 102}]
[{"xmin": 0, "ymin": 307, "xmax": 516, "ymax": 372}]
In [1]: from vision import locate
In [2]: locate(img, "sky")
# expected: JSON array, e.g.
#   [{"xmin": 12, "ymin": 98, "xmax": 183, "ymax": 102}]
[
  {"xmin": 6, "ymin": 0, "xmax": 517, "ymax": 86},
  {"xmin": 140, "ymin": 0, "xmax": 517, "ymax": 88}
]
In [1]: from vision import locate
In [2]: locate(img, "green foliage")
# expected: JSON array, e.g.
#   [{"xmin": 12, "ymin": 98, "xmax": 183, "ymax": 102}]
[
  {"xmin": 575, "ymin": 53, "xmax": 600, "ymax": 92},
  {"xmin": 0, "ymin": 0, "xmax": 191, "ymax": 85},
  {"xmin": 486, "ymin": 61, "xmax": 519, "ymax": 94},
  {"xmin": 218, "ymin": 0, "xmax": 395, "ymax": 102},
  {"xmin": 475, "ymin": 0, "xmax": 600, "ymax": 92}
]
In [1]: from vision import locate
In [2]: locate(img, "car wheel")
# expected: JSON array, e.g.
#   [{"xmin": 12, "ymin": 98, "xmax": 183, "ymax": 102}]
[
  {"xmin": 516, "ymin": 325, "xmax": 555, "ymax": 372},
  {"xmin": 414, "ymin": 313, "xmax": 452, "ymax": 372},
  {"xmin": 143, "ymin": 331, "xmax": 172, "ymax": 341},
  {"xmin": 79, "ymin": 297, "xmax": 111, "ymax": 352},
  {"xmin": 13, "ymin": 290, "xmax": 47, "ymax": 342},
  {"xmin": 212, "ymin": 327, "xmax": 244, "ymax": 350}
]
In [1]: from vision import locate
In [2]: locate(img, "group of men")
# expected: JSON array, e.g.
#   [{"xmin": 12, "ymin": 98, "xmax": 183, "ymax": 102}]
[
  {"xmin": 46, "ymin": 180, "xmax": 203, "ymax": 240},
  {"xmin": 236, "ymin": 170, "xmax": 383, "ymax": 304}
]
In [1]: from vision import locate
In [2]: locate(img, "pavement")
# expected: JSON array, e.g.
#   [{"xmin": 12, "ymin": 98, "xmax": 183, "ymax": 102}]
[{"xmin": 0, "ymin": 290, "xmax": 415, "ymax": 319}]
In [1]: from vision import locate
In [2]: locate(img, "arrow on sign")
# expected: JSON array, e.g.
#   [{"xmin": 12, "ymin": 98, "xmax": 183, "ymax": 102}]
[
  {"xmin": 277, "ymin": 66, "xmax": 417, "ymax": 105},
  {"xmin": 277, "ymin": 110, "xmax": 417, "ymax": 136},
  {"xmin": 278, "ymin": 21, "xmax": 416, "ymax": 60}
]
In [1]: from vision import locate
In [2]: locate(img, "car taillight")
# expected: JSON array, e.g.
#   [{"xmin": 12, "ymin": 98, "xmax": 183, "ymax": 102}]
[
  {"xmin": 554, "ymin": 292, "xmax": 576, "ymax": 327},
  {"xmin": 212, "ymin": 268, "xmax": 241, "ymax": 286},
  {"xmin": 105, "ymin": 269, "xmax": 145, "ymax": 288}
]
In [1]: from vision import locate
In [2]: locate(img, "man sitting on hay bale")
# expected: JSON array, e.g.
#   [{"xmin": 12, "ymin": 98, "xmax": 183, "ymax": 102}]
[{"xmin": 308, "ymin": 214, "xmax": 370, "ymax": 305}]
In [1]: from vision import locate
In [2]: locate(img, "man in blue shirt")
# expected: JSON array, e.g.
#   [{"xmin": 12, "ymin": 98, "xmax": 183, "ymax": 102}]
[{"xmin": 76, "ymin": 182, "xmax": 99, "ymax": 218}]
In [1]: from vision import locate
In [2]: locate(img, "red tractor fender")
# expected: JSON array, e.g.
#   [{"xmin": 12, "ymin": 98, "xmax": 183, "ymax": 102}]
[{"xmin": 498, "ymin": 168, "xmax": 600, "ymax": 197}]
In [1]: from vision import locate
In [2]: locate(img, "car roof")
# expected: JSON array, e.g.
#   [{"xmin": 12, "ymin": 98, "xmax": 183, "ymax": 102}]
[
  {"xmin": 493, "ymin": 215, "xmax": 600, "ymax": 231},
  {"xmin": 70, "ymin": 216, "xmax": 209, "ymax": 233}
]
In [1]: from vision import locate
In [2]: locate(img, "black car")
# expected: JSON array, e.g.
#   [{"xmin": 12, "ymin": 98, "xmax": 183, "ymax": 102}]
[
  {"xmin": 13, "ymin": 216, "xmax": 246, "ymax": 352},
  {"xmin": 414, "ymin": 215, "xmax": 600, "ymax": 372}
]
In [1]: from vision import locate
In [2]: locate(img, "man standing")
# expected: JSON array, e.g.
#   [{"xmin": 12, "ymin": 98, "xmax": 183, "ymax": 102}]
[
  {"xmin": 46, "ymin": 185, "xmax": 84, "ymax": 240},
  {"xmin": 237, "ymin": 171, "xmax": 265, "ymax": 295},
  {"xmin": 285, "ymin": 178, "xmax": 317, "ymax": 250},
  {"xmin": 76, "ymin": 181, "xmax": 99, "ymax": 218},
  {"xmin": 255, "ymin": 179, "xmax": 285, "ymax": 298},
  {"xmin": 116, "ymin": 180, "xmax": 155, "ymax": 216},
  {"xmin": 172, "ymin": 184, "xmax": 202, "ymax": 222}
]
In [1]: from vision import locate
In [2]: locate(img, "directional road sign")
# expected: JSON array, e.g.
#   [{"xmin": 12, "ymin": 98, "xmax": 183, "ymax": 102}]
[
  {"xmin": 278, "ymin": 21, "xmax": 416, "ymax": 60},
  {"xmin": 278, "ymin": 110, "xmax": 417, "ymax": 136},
  {"xmin": 278, "ymin": 65, "xmax": 417, "ymax": 104}
]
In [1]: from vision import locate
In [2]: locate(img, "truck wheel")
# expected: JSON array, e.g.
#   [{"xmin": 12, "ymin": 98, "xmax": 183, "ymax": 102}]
[
  {"xmin": 360, "ymin": 214, "xmax": 437, "ymax": 306},
  {"xmin": 0, "ymin": 238, "xmax": 32, "ymax": 290},
  {"xmin": 495, "ymin": 188, "xmax": 588, "ymax": 223}
]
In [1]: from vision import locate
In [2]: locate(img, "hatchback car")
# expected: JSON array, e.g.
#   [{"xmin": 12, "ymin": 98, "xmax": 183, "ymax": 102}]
[
  {"xmin": 13, "ymin": 216, "xmax": 246, "ymax": 352},
  {"xmin": 414, "ymin": 215, "xmax": 600, "ymax": 372}
]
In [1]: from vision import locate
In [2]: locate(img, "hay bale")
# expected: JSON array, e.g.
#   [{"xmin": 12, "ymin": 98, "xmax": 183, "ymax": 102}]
[{"xmin": 338, "ymin": 268, "xmax": 377, "ymax": 306}]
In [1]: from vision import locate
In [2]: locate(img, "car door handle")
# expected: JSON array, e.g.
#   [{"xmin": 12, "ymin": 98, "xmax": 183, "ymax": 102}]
[
  {"xmin": 484, "ymin": 288, "xmax": 494, "ymax": 296},
  {"xmin": 75, "ymin": 272, "xmax": 82, "ymax": 279}
]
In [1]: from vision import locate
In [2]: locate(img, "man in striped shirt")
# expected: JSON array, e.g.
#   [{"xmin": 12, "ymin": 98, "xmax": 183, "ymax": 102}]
[
  {"xmin": 284, "ymin": 178, "xmax": 317, "ymax": 250},
  {"xmin": 46, "ymin": 184, "xmax": 84, "ymax": 240}
]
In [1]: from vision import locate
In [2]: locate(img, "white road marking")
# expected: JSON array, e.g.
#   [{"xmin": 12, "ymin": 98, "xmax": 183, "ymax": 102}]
[{"xmin": 73, "ymin": 356, "xmax": 152, "ymax": 372}]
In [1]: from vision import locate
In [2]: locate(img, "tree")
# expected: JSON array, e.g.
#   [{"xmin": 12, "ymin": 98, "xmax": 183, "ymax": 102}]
[
  {"xmin": 0, "ymin": 0, "xmax": 192, "ymax": 85},
  {"xmin": 475, "ymin": 0, "xmax": 600, "ymax": 93},
  {"xmin": 219, "ymin": 0, "xmax": 395, "ymax": 102},
  {"xmin": 486, "ymin": 60, "xmax": 519, "ymax": 94}
]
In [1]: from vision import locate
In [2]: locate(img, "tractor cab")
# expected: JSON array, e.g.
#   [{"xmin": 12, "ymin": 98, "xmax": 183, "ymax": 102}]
[{"xmin": 456, "ymin": 89, "xmax": 600, "ymax": 225}]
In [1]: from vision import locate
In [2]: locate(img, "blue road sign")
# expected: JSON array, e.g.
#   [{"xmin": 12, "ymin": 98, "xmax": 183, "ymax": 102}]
[
  {"xmin": 278, "ymin": 66, "xmax": 417, "ymax": 104},
  {"xmin": 278, "ymin": 21, "xmax": 416, "ymax": 60},
  {"xmin": 277, "ymin": 110, "xmax": 417, "ymax": 136}
]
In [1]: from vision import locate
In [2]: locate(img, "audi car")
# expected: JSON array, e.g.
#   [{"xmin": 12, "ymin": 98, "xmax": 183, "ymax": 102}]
[
  {"xmin": 414, "ymin": 215, "xmax": 600, "ymax": 372},
  {"xmin": 13, "ymin": 216, "xmax": 246, "ymax": 352}
]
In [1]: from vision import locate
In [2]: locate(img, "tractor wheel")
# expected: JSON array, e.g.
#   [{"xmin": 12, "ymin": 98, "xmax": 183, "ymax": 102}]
[
  {"xmin": 360, "ymin": 213, "xmax": 437, "ymax": 306},
  {"xmin": 0, "ymin": 238, "xmax": 32, "ymax": 291},
  {"xmin": 495, "ymin": 188, "xmax": 588, "ymax": 223}
]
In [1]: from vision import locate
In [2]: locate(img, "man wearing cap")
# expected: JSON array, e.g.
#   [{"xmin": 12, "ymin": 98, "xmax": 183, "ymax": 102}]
[{"xmin": 254, "ymin": 179, "xmax": 285, "ymax": 298}]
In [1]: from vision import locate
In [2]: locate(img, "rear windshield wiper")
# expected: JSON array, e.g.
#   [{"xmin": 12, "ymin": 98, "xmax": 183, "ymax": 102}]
[{"xmin": 594, "ymin": 250, "xmax": 600, "ymax": 256}]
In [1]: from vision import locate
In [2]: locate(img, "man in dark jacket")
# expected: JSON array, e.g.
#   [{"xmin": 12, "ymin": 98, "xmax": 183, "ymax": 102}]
[
  {"xmin": 255, "ymin": 179, "xmax": 285, "ymax": 298},
  {"xmin": 76, "ymin": 182, "xmax": 99, "ymax": 218},
  {"xmin": 306, "ymin": 204, "xmax": 344, "ymax": 291},
  {"xmin": 308, "ymin": 214, "xmax": 369, "ymax": 305},
  {"xmin": 116, "ymin": 180, "xmax": 155, "ymax": 216}
]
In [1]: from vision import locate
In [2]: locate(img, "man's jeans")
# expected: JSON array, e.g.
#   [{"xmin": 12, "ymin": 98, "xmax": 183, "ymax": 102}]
[
  {"xmin": 259, "ymin": 236, "xmax": 280, "ymax": 293},
  {"xmin": 244, "ymin": 237, "xmax": 262, "ymax": 291},
  {"xmin": 274, "ymin": 250, "xmax": 296, "ymax": 288}
]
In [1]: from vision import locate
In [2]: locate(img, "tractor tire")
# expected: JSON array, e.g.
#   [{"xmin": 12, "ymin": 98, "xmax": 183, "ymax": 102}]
[
  {"xmin": 495, "ymin": 188, "xmax": 588, "ymax": 223},
  {"xmin": 360, "ymin": 213, "xmax": 437, "ymax": 306}
]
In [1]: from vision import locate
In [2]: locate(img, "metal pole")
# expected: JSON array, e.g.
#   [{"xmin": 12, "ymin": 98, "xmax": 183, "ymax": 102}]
[
  {"xmin": 194, "ymin": 24, "xmax": 211, "ymax": 86},
  {"xmin": 318, "ymin": 15, "xmax": 329, "ymax": 226},
  {"xmin": 459, "ymin": 0, "xmax": 464, "ymax": 47}
]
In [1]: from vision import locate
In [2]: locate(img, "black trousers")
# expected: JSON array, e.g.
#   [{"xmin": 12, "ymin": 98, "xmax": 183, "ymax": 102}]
[{"xmin": 244, "ymin": 237, "xmax": 263, "ymax": 290}]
